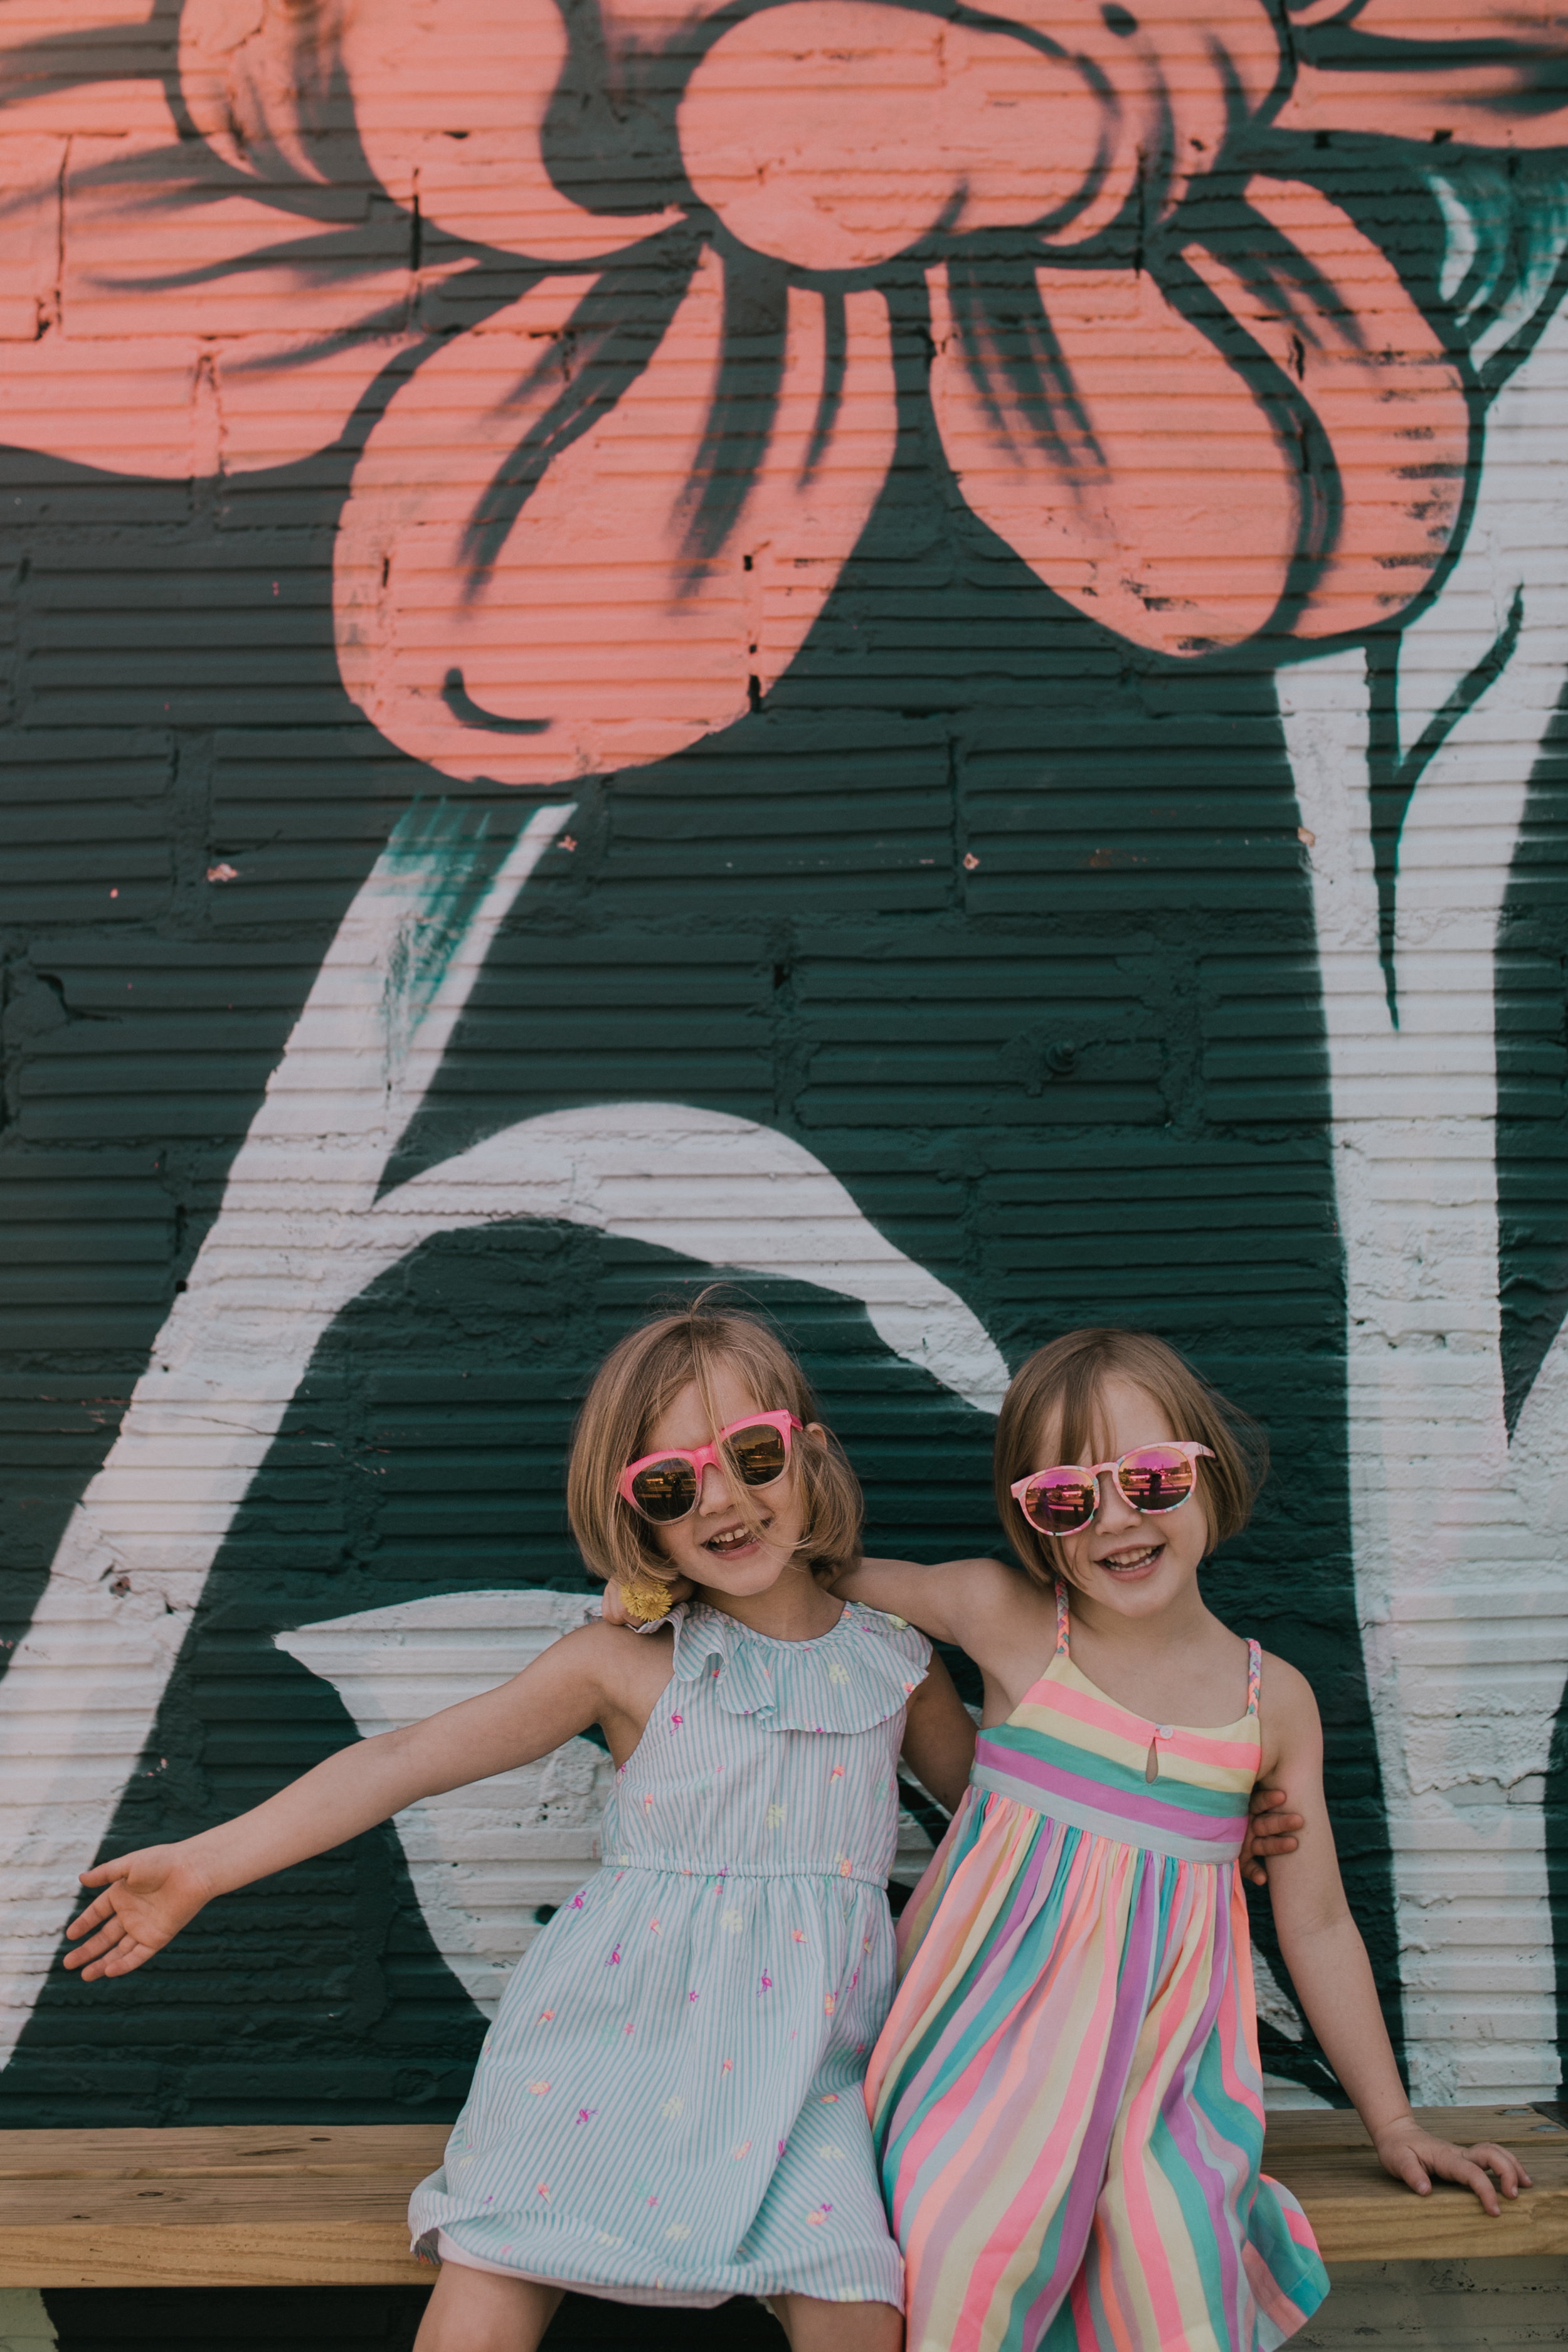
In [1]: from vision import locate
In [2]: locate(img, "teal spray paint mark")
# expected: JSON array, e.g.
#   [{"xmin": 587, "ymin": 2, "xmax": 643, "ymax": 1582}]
[{"xmin": 378, "ymin": 799, "xmax": 502, "ymax": 1064}]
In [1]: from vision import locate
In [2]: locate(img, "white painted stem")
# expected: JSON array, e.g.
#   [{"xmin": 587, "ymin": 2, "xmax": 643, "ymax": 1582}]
[{"xmin": 1278, "ymin": 298, "xmax": 1568, "ymax": 2100}]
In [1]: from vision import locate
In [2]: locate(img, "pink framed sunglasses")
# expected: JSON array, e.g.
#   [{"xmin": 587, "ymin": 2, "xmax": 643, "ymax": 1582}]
[
  {"xmin": 1011, "ymin": 1443, "xmax": 1215, "ymax": 1537},
  {"xmin": 618, "ymin": 1409, "xmax": 803, "ymax": 1524}
]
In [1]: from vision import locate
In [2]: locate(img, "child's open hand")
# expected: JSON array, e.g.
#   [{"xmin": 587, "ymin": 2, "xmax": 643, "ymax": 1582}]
[
  {"xmin": 1372, "ymin": 2116, "xmax": 1531, "ymax": 2214},
  {"xmin": 63, "ymin": 1845, "xmax": 216, "ymax": 1981},
  {"xmin": 1239, "ymin": 1784, "xmax": 1304, "ymax": 1886}
]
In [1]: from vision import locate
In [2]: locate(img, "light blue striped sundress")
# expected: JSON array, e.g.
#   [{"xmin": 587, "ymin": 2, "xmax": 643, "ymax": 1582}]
[{"xmin": 409, "ymin": 1599, "xmax": 931, "ymax": 2309}]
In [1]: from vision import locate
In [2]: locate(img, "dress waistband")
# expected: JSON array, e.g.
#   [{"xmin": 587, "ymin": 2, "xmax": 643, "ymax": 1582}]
[
  {"xmin": 599, "ymin": 1854, "xmax": 889, "ymax": 1888},
  {"xmin": 970, "ymin": 1759, "xmax": 1246, "ymax": 1868}
]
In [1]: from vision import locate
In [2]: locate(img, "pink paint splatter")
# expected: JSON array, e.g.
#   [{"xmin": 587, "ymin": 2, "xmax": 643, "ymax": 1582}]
[{"xmin": 759, "ymin": 1973, "xmax": 772, "ymax": 1992}]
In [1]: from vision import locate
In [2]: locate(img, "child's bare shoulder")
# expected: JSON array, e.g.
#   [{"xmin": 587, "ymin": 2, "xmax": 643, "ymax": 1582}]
[
  {"xmin": 536, "ymin": 1614, "xmax": 676, "ymax": 1700},
  {"xmin": 1256, "ymin": 1650, "xmax": 1320, "ymax": 1731}
]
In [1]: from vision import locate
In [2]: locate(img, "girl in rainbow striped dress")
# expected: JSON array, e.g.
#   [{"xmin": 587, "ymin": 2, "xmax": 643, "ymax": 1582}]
[{"xmin": 842, "ymin": 1326, "xmax": 1528, "ymax": 2352}]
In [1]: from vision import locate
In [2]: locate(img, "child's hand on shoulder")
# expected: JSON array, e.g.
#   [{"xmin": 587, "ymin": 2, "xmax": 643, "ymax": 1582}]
[
  {"xmin": 600, "ymin": 1571, "xmax": 690, "ymax": 1627},
  {"xmin": 1373, "ymin": 2116, "xmax": 1530, "ymax": 2214}
]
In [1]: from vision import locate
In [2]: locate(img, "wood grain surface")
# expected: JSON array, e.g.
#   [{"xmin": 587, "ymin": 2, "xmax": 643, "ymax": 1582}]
[{"xmin": 1, "ymin": 2109, "xmax": 1564, "ymax": 2286}]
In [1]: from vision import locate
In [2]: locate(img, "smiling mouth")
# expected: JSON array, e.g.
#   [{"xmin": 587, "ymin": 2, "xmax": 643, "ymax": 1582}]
[
  {"xmin": 704, "ymin": 1521, "xmax": 768, "ymax": 1556},
  {"xmin": 1099, "ymin": 1542, "xmax": 1163, "ymax": 1574}
]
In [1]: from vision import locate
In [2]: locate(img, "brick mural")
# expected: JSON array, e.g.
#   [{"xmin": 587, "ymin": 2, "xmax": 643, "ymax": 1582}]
[{"xmin": 1, "ymin": 0, "xmax": 1567, "ymax": 2157}]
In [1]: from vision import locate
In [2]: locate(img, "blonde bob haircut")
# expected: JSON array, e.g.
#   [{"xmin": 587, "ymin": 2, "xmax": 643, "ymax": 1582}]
[
  {"xmin": 566, "ymin": 1296, "xmax": 863, "ymax": 1588},
  {"xmin": 994, "ymin": 1327, "xmax": 1266, "ymax": 1590}
]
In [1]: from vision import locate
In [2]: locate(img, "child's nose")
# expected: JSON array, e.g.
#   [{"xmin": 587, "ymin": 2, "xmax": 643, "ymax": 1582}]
[
  {"xmin": 696, "ymin": 1457, "xmax": 736, "ymax": 1512},
  {"xmin": 1095, "ymin": 1475, "xmax": 1141, "ymax": 1529}
]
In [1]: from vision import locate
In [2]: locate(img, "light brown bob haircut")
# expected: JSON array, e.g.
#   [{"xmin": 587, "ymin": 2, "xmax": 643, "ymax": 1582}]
[
  {"xmin": 566, "ymin": 1294, "xmax": 863, "ymax": 1588},
  {"xmin": 994, "ymin": 1327, "xmax": 1266, "ymax": 1589}
]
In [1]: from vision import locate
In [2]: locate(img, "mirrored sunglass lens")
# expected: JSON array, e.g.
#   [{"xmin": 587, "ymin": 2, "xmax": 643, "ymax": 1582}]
[
  {"xmin": 1029, "ymin": 1475, "xmax": 1096, "ymax": 1532},
  {"xmin": 726, "ymin": 1424, "xmax": 788, "ymax": 1485},
  {"xmin": 630, "ymin": 1459, "xmax": 698, "ymax": 1521},
  {"xmin": 1118, "ymin": 1448, "xmax": 1195, "ymax": 1513}
]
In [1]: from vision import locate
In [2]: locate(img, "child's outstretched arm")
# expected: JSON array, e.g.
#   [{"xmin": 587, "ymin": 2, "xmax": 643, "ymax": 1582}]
[
  {"xmin": 1261, "ymin": 1660, "xmax": 1530, "ymax": 2214},
  {"xmin": 63, "ymin": 1621, "xmax": 665, "ymax": 1984}
]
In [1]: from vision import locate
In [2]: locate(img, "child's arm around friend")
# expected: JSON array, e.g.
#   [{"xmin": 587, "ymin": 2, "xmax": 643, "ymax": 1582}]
[{"xmin": 66, "ymin": 1583, "xmax": 976, "ymax": 1986}]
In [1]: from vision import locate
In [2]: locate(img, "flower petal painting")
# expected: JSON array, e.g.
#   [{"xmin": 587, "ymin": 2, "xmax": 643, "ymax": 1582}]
[{"xmin": 2, "ymin": 0, "xmax": 1568, "ymax": 2151}]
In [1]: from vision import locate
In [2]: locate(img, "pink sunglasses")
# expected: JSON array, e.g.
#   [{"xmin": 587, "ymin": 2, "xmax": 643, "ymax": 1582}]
[
  {"xmin": 1011, "ymin": 1442, "xmax": 1215, "ymax": 1537},
  {"xmin": 618, "ymin": 1409, "xmax": 803, "ymax": 1524}
]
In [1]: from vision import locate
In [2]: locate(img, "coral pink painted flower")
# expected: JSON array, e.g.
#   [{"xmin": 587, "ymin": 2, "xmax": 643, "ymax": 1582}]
[{"xmin": 3, "ymin": 2, "xmax": 1564, "ymax": 786}]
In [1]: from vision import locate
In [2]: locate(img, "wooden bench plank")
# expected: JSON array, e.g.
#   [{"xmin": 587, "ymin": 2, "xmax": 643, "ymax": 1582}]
[
  {"xmin": 0, "ymin": 2125, "xmax": 449, "ymax": 2180},
  {"xmin": 0, "ymin": 2223, "xmax": 431, "ymax": 2291},
  {"xmin": 1, "ymin": 2109, "xmax": 1564, "ymax": 2287}
]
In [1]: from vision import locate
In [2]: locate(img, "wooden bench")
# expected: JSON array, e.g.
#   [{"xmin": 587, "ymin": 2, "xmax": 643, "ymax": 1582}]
[{"xmin": 1, "ymin": 2109, "xmax": 1564, "ymax": 2288}]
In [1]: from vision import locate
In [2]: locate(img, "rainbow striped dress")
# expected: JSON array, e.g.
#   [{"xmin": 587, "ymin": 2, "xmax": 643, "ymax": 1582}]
[{"xmin": 866, "ymin": 1585, "xmax": 1328, "ymax": 2352}]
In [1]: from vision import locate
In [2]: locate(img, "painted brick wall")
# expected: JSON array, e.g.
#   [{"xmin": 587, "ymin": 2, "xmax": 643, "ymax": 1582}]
[{"xmin": 2, "ymin": 0, "xmax": 1568, "ymax": 2173}]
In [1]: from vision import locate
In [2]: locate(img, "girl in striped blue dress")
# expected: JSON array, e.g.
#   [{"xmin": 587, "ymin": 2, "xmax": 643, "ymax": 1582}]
[{"xmin": 63, "ymin": 1301, "xmax": 977, "ymax": 2352}]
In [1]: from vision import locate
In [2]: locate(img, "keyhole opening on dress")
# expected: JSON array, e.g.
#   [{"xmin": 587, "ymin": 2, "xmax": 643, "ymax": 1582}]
[{"xmin": 1145, "ymin": 1737, "xmax": 1160, "ymax": 1784}]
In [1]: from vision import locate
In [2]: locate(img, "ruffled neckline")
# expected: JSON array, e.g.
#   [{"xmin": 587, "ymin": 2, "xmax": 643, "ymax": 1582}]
[{"xmin": 667, "ymin": 1599, "xmax": 929, "ymax": 1733}]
